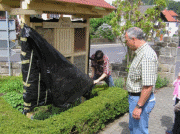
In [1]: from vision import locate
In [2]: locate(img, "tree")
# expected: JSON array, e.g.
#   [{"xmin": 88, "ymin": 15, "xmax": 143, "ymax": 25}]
[
  {"xmin": 93, "ymin": 23, "xmax": 115, "ymax": 41},
  {"xmin": 90, "ymin": 11, "xmax": 116, "ymax": 39},
  {"xmin": 110, "ymin": 0, "xmax": 166, "ymax": 70},
  {"xmin": 169, "ymin": 1, "xmax": 180, "ymax": 14}
]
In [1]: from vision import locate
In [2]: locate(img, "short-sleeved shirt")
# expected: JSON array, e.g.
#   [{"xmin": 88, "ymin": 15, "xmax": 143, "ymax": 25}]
[
  {"xmin": 91, "ymin": 54, "xmax": 111, "ymax": 76},
  {"xmin": 126, "ymin": 43, "xmax": 158, "ymax": 93}
]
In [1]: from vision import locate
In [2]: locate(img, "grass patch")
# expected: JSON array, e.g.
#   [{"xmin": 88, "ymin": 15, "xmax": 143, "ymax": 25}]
[{"xmin": 0, "ymin": 75, "xmax": 23, "ymax": 94}]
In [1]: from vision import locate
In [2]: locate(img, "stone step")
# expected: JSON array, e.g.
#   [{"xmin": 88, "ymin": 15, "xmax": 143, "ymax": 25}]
[
  {"xmin": 0, "ymin": 68, "xmax": 9, "ymax": 74},
  {"xmin": 0, "ymin": 73, "xmax": 9, "ymax": 76},
  {"xmin": 1, "ymin": 62, "xmax": 21, "ymax": 69}
]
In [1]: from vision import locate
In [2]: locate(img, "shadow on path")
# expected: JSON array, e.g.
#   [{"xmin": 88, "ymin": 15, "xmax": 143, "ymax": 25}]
[
  {"xmin": 161, "ymin": 115, "xmax": 173, "ymax": 131},
  {"xmin": 119, "ymin": 122, "xmax": 130, "ymax": 134}
]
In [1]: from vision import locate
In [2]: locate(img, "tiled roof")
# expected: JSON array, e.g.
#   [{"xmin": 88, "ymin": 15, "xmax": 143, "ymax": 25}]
[
  {"xmin": 162, "ymin": 9, "xmax": 179, "ymax": 22},
  {"xmin": 54, "ymin": 0, "xmax": 116, "ymax": 9},
  {"xmin": 169, "ymin": 10, "xmax": 178, "ymax": 16}
]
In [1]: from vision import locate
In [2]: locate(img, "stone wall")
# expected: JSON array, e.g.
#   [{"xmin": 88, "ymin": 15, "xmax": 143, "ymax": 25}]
[
  {"xmin": 0, "ymin": 62, "xmax": 21, "ymax": 76},
  {"xmin": 152, "ymin": 36, "xmax": 179, "ymax": 86},
  {"xmin": 90, "ymin": 38, "xmax": 115, "ymax": 44},
  {"xmin": 111, "ymin": 60, "xmax": 127, "ymax": 79}
]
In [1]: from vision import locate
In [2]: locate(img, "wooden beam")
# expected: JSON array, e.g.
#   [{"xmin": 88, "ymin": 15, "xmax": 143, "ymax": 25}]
[
  {"xmin": 10, "ymin": 8, "xmax": 42, "ymax": 15},
  {"xmin": 24, "ymin": 1, "xmax": 109, "ymax": 16},
  {"xmin": 0, "ymin": 3, "xmax": 11, "ymax": 11},
  {"xmin": 0, "ymin": 1, "xmax": 20, "ymax": 8},
  {"xmin": 72, "ymin": 14, "xmax": 103, "ymax": 19}
]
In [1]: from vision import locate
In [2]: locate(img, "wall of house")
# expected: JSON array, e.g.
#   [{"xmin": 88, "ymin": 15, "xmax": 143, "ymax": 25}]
[{"xmin": 165, "ymin": 22, "xmax": 179, "ymax": 36}]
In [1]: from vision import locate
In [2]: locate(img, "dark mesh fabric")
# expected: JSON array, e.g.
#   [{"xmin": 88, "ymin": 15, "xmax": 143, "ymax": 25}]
[{"xmin": 20, "ymin": 25, "xmax": 93, "ymax": 114}]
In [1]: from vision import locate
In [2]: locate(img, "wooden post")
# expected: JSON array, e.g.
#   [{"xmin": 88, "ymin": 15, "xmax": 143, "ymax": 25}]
[
  {"xmin": 85, "ymin": 18, "xmax": 90, "ymax": 75},
  {"xmin": 81, "ymin": 18, "xmax": 90, "ymax": 103},
  {"xmin": 20, "ymin": 0, "xmax": 30, "ymax": 26},
  {"xmin": 26, "ymin": 112, "xmax": 34, "ymax": 119},
  {"xmin": 20, "ymin": 15, "xmax": 30, "ymax": 26}
]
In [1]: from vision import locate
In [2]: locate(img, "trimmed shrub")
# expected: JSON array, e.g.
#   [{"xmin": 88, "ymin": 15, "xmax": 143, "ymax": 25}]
[{"xmin": 0, "ymin": 86, "xmax": 128, "ymax": 134}]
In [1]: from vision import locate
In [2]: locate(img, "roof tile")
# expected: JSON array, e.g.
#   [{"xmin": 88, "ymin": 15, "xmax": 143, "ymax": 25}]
[
  {"xmin": 54, "ymin": 0, "xmax": 116, "ymax": 9},
  {"xmin": 162, "ymin": 9, "xmax": 179, "ymax": 22}
]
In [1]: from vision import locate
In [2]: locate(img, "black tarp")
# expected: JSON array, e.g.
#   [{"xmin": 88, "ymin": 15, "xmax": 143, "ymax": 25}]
[{"xmin": 20, "ymin": 24, "xmax": 93, "ymax": 114}]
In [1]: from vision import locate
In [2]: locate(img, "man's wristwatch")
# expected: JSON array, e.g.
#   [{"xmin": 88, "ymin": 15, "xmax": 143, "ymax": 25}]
[{"xmin": 136, "ymin": 104, "xmax": 143, "ymax": 109}]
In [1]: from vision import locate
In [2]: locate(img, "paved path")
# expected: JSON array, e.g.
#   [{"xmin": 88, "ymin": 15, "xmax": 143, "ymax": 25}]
[{"xmin": 98, "ymin": 87, "xmax": 174, "ymax": 134}]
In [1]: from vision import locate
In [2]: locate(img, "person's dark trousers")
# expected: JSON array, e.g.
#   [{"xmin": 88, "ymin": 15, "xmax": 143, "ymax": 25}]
[
  {"xmin": 172, "ymin": 99, "xmax": 180, "ymax": 134},
  {"xmin": 93, "ymin": 74, "xmax": 114, "ymax": 87}
]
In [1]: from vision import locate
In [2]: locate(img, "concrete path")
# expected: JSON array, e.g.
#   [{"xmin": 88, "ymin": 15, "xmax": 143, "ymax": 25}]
[{"xmin": 98, "ymin": 87, "xmax": 174, "ymax": 134}]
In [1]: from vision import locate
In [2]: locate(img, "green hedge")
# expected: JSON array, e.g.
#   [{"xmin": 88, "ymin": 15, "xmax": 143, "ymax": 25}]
[{"xmin": 0, "ymin": 85, "xmax": 128, "ymax": 134}]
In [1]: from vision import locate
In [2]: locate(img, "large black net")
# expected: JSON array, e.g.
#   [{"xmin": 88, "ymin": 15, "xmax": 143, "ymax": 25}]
[{"xmin": 20, "ymin": 24, "xmax": 93, "ymax": 115}]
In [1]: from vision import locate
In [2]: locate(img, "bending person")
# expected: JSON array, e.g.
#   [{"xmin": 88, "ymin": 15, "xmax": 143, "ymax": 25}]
[{"xmin": 91, "ymin": 50, "xmax": 114, "ymax": 87}]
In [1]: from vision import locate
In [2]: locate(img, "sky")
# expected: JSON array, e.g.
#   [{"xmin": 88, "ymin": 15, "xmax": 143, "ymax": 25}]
[
  {"xmin": 104, "ymin": 0, "xmax": 115, "ymax": 4},
  {"xmin": 104, "ymin": 0, "xmax": 180, "ymax": 4}
]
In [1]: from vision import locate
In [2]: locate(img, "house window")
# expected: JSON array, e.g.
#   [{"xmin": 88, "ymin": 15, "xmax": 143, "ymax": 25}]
[
  {"xmin": 173, "ymin": 16, "xmax": 177, "ymax": 20},
  {"xmin": 166, "ymin": 23, "xmax": 169, "ymax": 27}
]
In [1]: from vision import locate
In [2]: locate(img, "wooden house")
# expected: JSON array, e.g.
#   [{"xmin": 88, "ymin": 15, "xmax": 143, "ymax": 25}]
[{"xmin": 0, "ymin": 0, "xmax": 115, "ymax": 74}]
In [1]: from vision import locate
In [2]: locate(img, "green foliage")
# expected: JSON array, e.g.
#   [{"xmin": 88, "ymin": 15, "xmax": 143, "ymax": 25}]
[
  {"xmin": 155, "ymin": 74, "xmax": 169, "ymax": 88},
  {"xmin": 0, "ymin": 76, "xmax": 23, "ymax": 93},
  {"xmin": 173, "ymin": 34, "xmax": 178, "ymax": 37},
  {"xmin": 33, "ymin": 99, "xmax": 82, "ymax": 120},
  {"xmin": 0, "ymin": 86, "xmax": 129, "ymax": 134},
  {"xmin": 114, "ymin": 77, "xmax": 125, "ymax": 88},
  {"xmin": 0, "ymin": 76, "xmax": 24, "ymax": 113},
  {"xmin": 93, "ymin": 23, "xmax": 115, "ymax": 41},
  {"xmin": 2, "ymin": 91, "xmax": 24, "ymax": 112},
  {"xmin": 33, "ymin": 106, "xmax": 53, "ymax": 120},
  {"xmin": 90, "ymin": 11, "xmax": 116, "ymax": 39},
  {"xmin": 168, "ymin": 0, "xmax": 180, "ymax": 14},
  {"xmin": 111, "ymin": 0, "xmax": 166, "ymax": 70}
]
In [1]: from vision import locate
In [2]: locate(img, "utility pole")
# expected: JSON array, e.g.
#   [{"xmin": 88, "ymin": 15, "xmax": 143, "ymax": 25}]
[{"xmin": 6, "ymin": 11, "xmax": 11, "ymax": 76}]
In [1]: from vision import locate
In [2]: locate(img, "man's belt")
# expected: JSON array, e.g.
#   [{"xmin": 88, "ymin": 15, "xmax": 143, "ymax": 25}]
[{"xmin": 128, "ymin": 92, "xmax": 141, "ymax": 96}]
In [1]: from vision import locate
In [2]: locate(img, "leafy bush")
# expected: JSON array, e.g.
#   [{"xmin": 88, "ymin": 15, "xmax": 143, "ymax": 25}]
[
  {"xmin": 0, "ymin": 76, "xmax": 24, "ymax": 113},
  {"xmin": 90, "ymin": 11, "xmax": 116, "ymax": 37},
  {"xmin": 155, "ymin": 74, "xmax": 169, "ymax": 88},
  {"xmin": 114, "ymin": 77, "xmax": 125, "ymax": 88},
  {"xmin": 2, "ymin": 91, "xmax": 24, "ymax": 112},
  {"xmin": 93, "ymin": 23, "xmax": 115, "ymax": 41}
]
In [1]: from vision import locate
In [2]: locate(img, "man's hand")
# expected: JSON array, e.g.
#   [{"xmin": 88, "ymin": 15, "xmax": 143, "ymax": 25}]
[
  {"xmin": 132, "ymin": 107, "xmax": 142, "ymax": 120},
  {"xmin": 174, "ymin": 102, "xmax": 180, "ymax": 112},
  {"xmin": 93, "ymin": 80, "xmax": 99, "ymax": 84}
]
